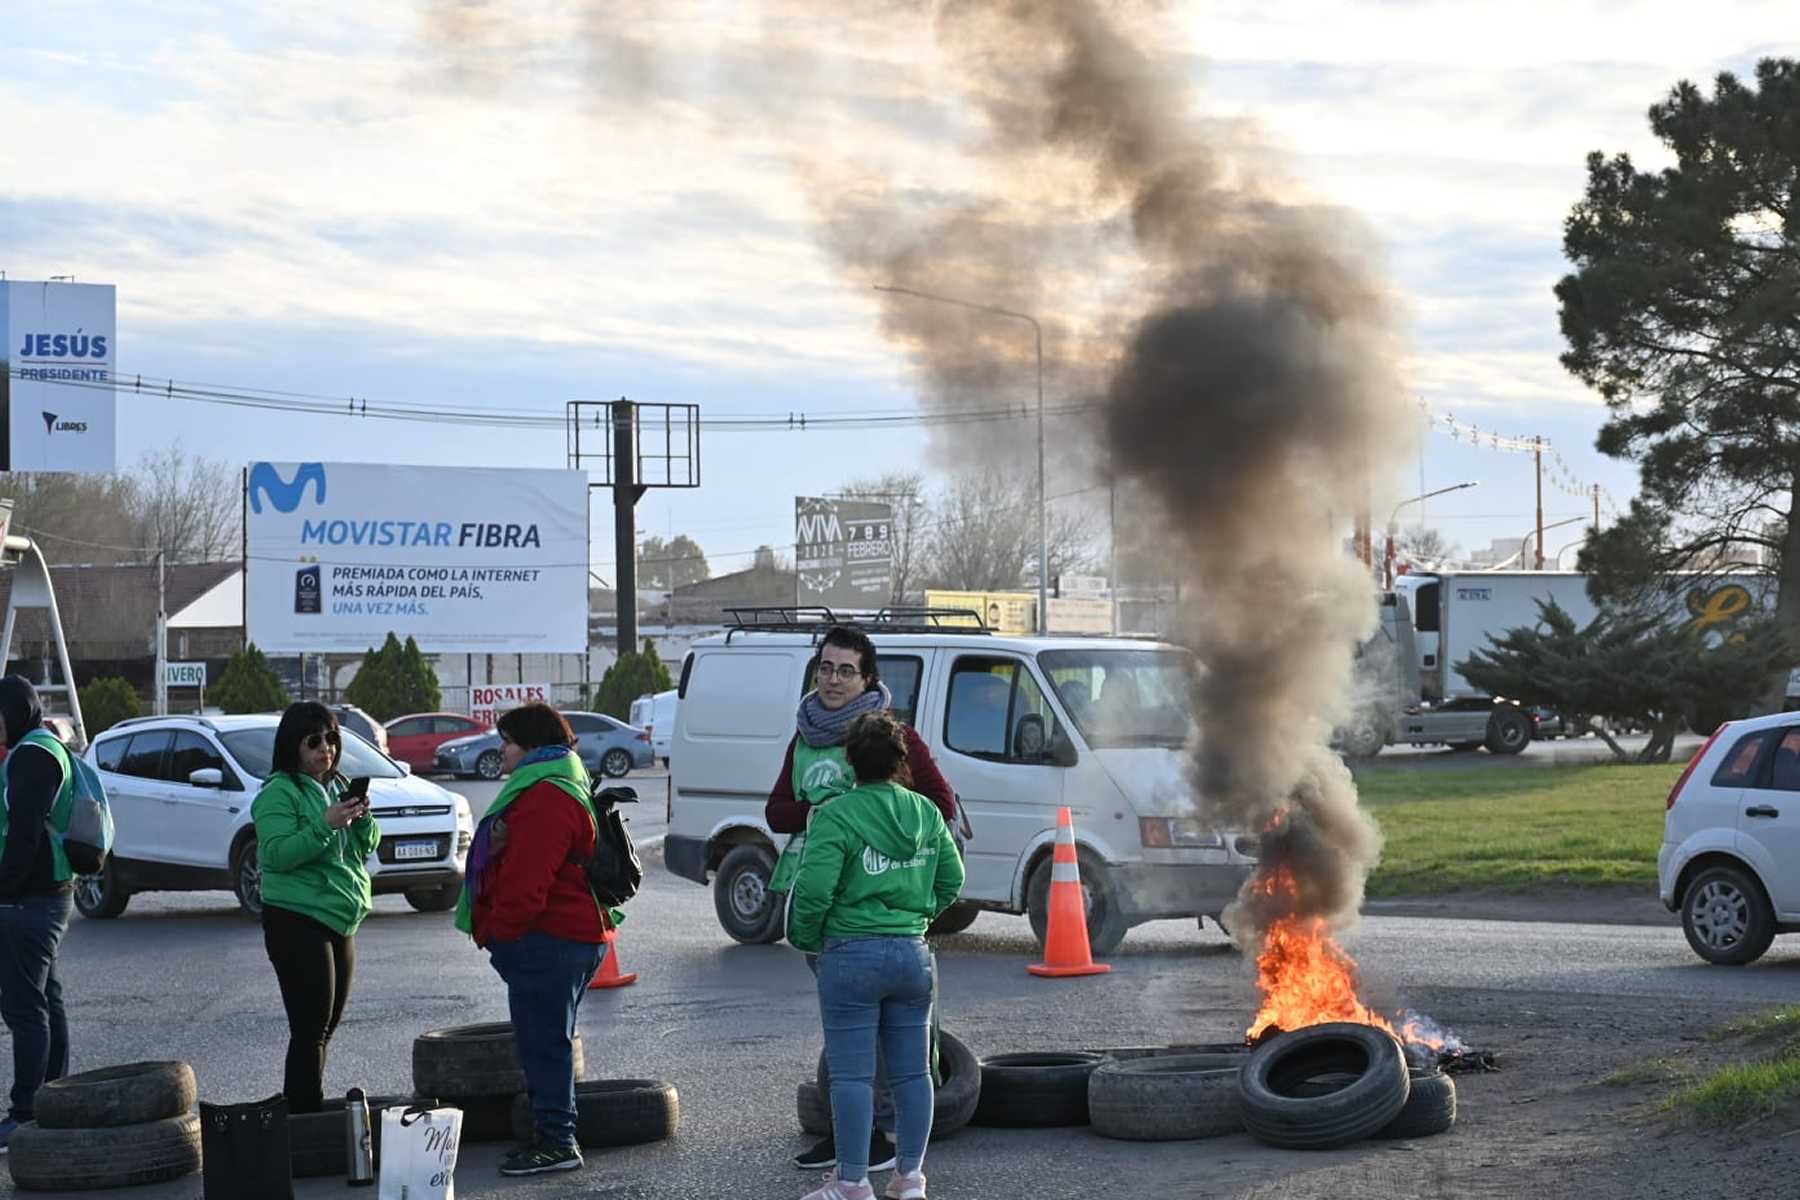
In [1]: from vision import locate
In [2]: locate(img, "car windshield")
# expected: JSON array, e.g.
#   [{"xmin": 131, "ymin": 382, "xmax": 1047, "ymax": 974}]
[
  {"xmin": 219, "ymin": 727, "xmax": 404, "ymax": 782},
  {"xmin": 1037, "ymin": 648, "xmax": 1196, "ymax": 748}
]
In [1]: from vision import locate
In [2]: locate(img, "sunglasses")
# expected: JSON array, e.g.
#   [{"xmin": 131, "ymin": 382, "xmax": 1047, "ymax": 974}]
[{"xmin": 303, "ymin": 731, "xmax": 340, "ymax": 751}]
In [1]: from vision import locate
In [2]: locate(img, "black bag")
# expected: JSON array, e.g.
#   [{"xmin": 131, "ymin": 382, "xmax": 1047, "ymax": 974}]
[
  {"xmin": 584, "ymin": 785, "xmax": 642, "ymax": 906},
  {"xmin": 201, "ymin": 1094, "xmax": 293, "ymax": 1200}
]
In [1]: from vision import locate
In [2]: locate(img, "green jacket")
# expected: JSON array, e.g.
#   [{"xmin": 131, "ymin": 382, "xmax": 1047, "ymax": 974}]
[
  {"xmin": 251, "ymin": 771, "xmax": 381, "ymax": 937},
  {"xmin": 453, "ymin": 750, "xmax": 608, "ymax": 936},
  {"xmin": 786, "ymin": 780, "xmax": 965, "ymax": 954}
]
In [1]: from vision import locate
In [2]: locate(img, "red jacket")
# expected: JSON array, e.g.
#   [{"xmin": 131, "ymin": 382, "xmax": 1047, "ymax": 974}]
[
  {"xmin": 472, "ymin": 780, "xmax": 608, "ymax": 946},
  {"xmin": 766, "ymin": 727, "xmax": 957, "ymax": 834}
]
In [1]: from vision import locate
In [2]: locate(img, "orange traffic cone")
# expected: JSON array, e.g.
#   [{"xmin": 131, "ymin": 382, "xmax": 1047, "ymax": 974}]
[
  {"xmin": 1027, "ymin": 807, "xmax": 1111, "ymax": 978},
  {"xmin": 589, "ymin": 927, "xmax": 638, "ymax": 989}
]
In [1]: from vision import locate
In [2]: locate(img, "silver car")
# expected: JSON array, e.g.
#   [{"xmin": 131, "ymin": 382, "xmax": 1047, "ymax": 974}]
[{"xmin": 434, "ymin": 711, "xmax": 654, "ymax": 780}]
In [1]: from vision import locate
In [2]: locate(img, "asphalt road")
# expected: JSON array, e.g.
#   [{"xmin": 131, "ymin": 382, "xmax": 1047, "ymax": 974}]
[{"xmin": 3, "ymin": 837, "xmax": 1795, "ymax": 1199}]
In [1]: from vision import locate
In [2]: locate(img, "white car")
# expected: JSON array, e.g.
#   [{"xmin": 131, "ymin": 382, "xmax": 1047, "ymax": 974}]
[
  {"xmin": 1660, "ymin": 710, "xmax": 1800, "ymax": 964},
  {"xmin": 80, "ymin": 714, "xmax": 474, "ymax": 920}
]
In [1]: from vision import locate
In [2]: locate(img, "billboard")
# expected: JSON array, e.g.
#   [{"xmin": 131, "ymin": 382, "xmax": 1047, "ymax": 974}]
[
  {"xmin": 925, "ymin": 589, "xmax": 1040, "ymax": 635},
  {"xmin": 246, "ymin": 462, "xmax": 589, "ymax": 654},
  {"xmin": 796, "ymin": 497, "xmax": 895, "ymax": 611},
  {"xmin": 0, "ymin": 281, "xmax": 117, "ymax": 471}
]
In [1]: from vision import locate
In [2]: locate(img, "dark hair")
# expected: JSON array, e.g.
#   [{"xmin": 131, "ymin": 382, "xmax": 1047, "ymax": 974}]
[
  {"xmin": 819, "ymin": 625, "xmax": 879, "ymax": 688},
  {"xmin": 846, "ymin": 711, "xmax": 910, "ymax": 784},
  {"xmin": 496, "ymin": 702, "xmax": 576, "ymax": 751},
  {"xmin": 272, "ymin": 701, "xmax": 340, "ymax": 775}
]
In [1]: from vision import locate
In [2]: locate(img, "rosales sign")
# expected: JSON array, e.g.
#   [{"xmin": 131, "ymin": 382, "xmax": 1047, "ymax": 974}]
[
  {"xmin": 246, "ymin": 462, "xmax": 589, "ymax": 654},
  {"xmin": 0, "ymin": 281, "xmax": 117, "ymax": 472},
  {"xmin": 469, "ymin": 682, "xmax": 549, "ymax": 726}
]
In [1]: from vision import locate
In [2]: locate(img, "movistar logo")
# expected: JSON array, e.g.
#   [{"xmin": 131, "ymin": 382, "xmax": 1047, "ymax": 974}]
[{"xmin": 249, "ymin": 462, "xmax": 328, "ymax": 514}]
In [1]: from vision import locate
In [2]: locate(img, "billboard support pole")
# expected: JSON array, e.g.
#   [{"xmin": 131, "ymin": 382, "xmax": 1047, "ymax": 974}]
[{"xmin": 613, "ymin": 399, "xmax": 645, "ymax": 655}]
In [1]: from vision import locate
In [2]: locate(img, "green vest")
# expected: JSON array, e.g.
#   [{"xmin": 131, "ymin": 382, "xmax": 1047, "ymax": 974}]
[
  {"xmin": 0, "ymin": 730, "xmax": 74, "ymax": 882},
  {"xmin": 768, "ymin": 741, "xmax": 852, "ymax": 893}
]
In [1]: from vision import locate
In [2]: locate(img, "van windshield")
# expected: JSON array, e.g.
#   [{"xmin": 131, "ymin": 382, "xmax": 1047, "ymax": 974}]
[{"xmin": 1037, "ymin": 649, "xmax": 1195, "ymax": 748}]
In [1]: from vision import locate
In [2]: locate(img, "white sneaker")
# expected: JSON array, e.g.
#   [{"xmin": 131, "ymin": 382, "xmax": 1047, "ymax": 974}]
[
  {"xmin": 885, "ymin": 1169, "xmax": 927, "ymax": 1199},
  {"xmin": 801, "ymin": 1171, "xmax": 876, "ymax": 1200}
]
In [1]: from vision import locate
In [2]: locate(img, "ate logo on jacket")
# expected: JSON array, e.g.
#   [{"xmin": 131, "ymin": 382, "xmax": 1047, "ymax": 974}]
[
  {"xmin": 860, "ymin": 845, "xmax": 935, "ymax": 877},
  {"xmin": 802, "ymin": 759, "xmax": 849, "ymax": 791}
]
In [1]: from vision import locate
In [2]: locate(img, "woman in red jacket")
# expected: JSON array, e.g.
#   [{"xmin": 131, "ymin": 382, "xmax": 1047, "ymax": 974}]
[{"xmin": 455, "ymin": 702, "xmax": 606, "ymax": 1178}]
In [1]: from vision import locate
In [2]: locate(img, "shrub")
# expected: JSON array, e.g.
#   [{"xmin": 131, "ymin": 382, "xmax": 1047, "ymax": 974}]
[
  {"xmin": 212, "ymin": 645, "xmax": 290, "ymax": 714},
  {"xmin": 79, "ymin": 676, "xmax": 141, "ymax": 735}
]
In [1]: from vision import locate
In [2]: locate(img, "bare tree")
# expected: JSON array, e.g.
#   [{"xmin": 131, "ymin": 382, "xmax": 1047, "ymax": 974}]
[
  {"xmin": 0, "ymin": 474, "xmax": 142, "ymax": 563},
  {"xmin": 131, "ymin": 446, "xmax": 240, "ymax": 563},
  {"xmin": 838, "ymin": 471, "xmax": 929, "ymax": 604},
  {"xmin": 1394, "ymin": 526, "xmax": 1457, "ymax": 568},
  {"xmin": 637, "ymin": 534, "xmax": 711, "ymax": 589},
  {"xmin": 924, "ymin": 469, "xmax": 1099, "ymax": 591}
]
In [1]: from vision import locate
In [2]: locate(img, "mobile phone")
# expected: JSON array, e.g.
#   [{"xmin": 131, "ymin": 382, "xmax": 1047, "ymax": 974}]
[{"xmin": 346, "ymin": 776, "xmax": 371, "ymax": 802}]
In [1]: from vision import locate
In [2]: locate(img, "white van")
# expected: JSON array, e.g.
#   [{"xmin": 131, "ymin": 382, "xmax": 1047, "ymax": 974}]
[
  {"xmin": 665, "ymin": 612, "xmax": 1258, "ymax": 953},
  {"xmin": 629, "ymin": 689, "xmax": 678, "ymax": 766}
]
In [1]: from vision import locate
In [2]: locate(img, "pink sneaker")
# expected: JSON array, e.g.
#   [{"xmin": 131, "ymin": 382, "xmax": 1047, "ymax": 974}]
[
  {"xmin": 800, "ymin": 1171, "xmax": 875, "ymax": 1200},
  {"xmin": 885, "ymin": 1169, "xmax": 928, "ymax": 1199}
]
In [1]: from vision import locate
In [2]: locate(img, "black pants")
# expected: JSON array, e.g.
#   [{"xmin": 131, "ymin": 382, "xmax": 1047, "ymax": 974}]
[{"xmin": 262, "ymin": 904, "xmax": 355, "ymax": 1114}]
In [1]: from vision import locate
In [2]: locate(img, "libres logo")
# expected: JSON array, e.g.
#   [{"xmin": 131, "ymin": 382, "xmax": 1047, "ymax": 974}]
[
  {"xmin": 40, "ymin": 411, "xmax": 88, "ymax": 435},
  {"xmin": 249, "ymin": 463, "xmax": 328, "ymax": 514}
]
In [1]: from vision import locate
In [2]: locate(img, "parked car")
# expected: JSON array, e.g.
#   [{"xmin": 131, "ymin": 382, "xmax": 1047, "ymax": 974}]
[
  {"xmin": 434, "ymin": 710, "xmax": 653, "ymax": 780},
  {"xmin": 1660, "ymin": 712, "xmax": 1800, "ymax": 964},
  {"xmin": 81, "ymin": 714, "xmax": 474, "ymax": 920},
  {"xmin": 667, "ymin": 615, "xmax": 1258, "ymax": 954},
  {"xmin": 330, "ymin": 704, "xmax": 389, "ymax": 756},
  {"xmin": 629, "ymin": 689, "xmax": 677, "ymax": 766},
  {"xmin": 386, "ymin": 711, "xmax": 490, "ymax": 773}
]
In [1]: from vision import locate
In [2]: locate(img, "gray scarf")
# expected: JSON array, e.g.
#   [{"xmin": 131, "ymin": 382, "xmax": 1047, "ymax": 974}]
[{"xmin": 795, "ymin": 682, "xmax": 892, "ymax": 748}]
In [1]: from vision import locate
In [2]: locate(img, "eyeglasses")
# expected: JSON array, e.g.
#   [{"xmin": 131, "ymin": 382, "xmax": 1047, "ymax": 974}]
[
  {"xmin": 303, "ymin": 732, "xmax": 340, "ymax": 751},
  {"xmin": 816, "ymin": 662, "xmax": 864, "ymax": 682}
]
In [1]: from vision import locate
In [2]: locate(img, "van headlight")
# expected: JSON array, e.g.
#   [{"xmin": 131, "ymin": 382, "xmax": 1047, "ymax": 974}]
[{"xmin": 1138, "ymin": 818, "xmax": 1224, "ymax": 849}]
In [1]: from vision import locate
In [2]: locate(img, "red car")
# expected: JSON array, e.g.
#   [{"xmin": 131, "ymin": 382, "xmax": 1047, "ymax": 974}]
[{"xmin": 385, "ymin": 712, "xmax": 490, "ymax": 773}]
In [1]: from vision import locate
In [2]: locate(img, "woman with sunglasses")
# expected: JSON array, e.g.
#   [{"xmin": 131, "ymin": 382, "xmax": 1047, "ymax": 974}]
[{"xmin": 251, "ymin": 701, "xmax": 380, "ymax": 1113}]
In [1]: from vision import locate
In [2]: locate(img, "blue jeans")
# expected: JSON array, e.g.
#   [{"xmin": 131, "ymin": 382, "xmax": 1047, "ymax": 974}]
[
  {"xmin": 817, "ymin": 935, "xmax": 933, "ymax": 1181},
  {"xmin": 487, "ymin": 933, "xmax": 606, "ymax": 1149},
  {"xmin": 0, "ymin": 892, "xmax": 73, "ymax": 1122}
]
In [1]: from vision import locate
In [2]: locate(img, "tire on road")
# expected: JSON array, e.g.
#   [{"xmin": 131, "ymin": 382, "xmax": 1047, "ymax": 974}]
[
  {"xmin": 289, "ymin": 1094, "xmax": 428, "ymax": 1178},
  {"xmin": 1088, "ymin": 1053, "xmax": 1245, "ymax": 1141},
  {"xmin": 813, "ymin": 1030, "xmax": 982, "ymax": 1139},
  {"xmin": 926, "ymin": 900, "xmax": 981, "ymax": 937},
  {"xmin": 1484, "ymin": 708, "xmax": 1531, "ymax": 755},
  {"xmin": 413, "ymin": 1022, "xmax": 585, "ymax": 1099},
  {"xmin": 970, "ymin": 1051, "xmax": 1106, "ymax": 1128},
  {"xmin": 9, "ymin": 1113, "xmax": 202, "ymax": 1190},
  {"xmin": 35, "ymin": 1061, "xmax": 196, "ymax": 1130},
  {"xmin": 1681, "ymin": 863, "xmax": 1777, "ymax": 965},
  {"xmin": 73, "ymin": 860, "xmax": 130, "ymax": 919},
  {"xmin": 508, "ymin": 1079, "xmax": 679, "ymax": 1147},
  {"xmin": 403, "ymin": 884, "xmax": 461, "ymax": 913},
  {"xmin": 796, "ymin": 1081, "xmax": 831, "ymax": 1136},
  {"xmin": 1374, "ymin": 1068, "xmax": 1456, "ymax": 1139},
  {"xmin": 456, "ymin": 1094, "xmax": 518, "ymax": 1143},
  {"xmin": 1237, "ymin": 1023, "xmax": 1411, "ymax": 1150},
  {"xmin": 1026, "ymin": 851, "xmax": 1129, "ymax": 957},
  {"xmin": 713, "ymin": 843, "xmax": 785, "ymax": 944}
]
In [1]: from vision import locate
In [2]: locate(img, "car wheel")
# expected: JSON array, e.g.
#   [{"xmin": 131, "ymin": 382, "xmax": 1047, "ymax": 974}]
[
  {"xmin": 1485, "ymin": 708, "xmax": 1531, "ymax": 754},
  {"xmin": 73, "ymin": 861, "xmax": 130, "ymax": 919},
  {"xmin": 475, "ymin": 750, "xmax": 504, "ymax": 780},
  {"xmin": 712, "ymin": 844, "xmax": 784, "ymax": 944},
  {"xmin": 1027, "ymin": 849, "xmax": 1128, "ymax": 956},
  {"xmin": 405, "ymin": 885, "xmax": 461, "ymax": 913},
  {"xmin": 601, "ymin": 748, "xmax": 633, "ymax": 778},
  {"xmin": 232, "ymin": 840, "xmax": 263, "ymax": 920},
  {"xmin": 1681, "ymin": 864, "xmax": 1776, "ymax": 965}
]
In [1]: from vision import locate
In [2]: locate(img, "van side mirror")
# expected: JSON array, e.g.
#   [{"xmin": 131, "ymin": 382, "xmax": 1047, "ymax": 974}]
[
  {"xmin": 188, "ymin": 767, "xmax": 223, "ymax": 788},
  {"xmin": 1048, "ymin": 731, "xmax": 1079, "ymax": 768}
]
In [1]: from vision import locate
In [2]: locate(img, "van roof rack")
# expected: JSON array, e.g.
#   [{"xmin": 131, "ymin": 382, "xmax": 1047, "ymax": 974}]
[{"xmin": 722, "ymin": 606, "xmax": 994, "ymax": 642}]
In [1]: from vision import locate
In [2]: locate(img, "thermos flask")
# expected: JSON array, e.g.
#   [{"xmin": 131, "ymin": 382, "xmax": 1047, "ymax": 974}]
[{"xmin": 345, "ymin": 1088, "xmax": 374, "ymax": 1187}]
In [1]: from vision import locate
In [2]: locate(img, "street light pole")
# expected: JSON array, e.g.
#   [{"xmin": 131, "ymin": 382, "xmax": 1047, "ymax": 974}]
[
  {"xmin": 1385, "ymin": 481, "xmax": 1479, "ymax": 588},
  {"xmin": 875, "ymin": 284, "xmax": 1048, "ymax": 631}
]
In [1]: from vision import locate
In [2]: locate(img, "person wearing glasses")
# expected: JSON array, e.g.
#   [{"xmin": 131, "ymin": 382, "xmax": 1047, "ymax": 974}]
[
  {"xmin": 251, "ymin": 702, "xmax": 379, "ymax": 1113},
  {"xmin": 767, "ymin": 625, "xmax": 958, "ymax": 1174}
]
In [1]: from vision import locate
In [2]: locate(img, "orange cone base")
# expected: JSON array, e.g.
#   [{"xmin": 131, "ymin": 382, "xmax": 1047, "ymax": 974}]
[
  {"xmin": 1027, "ymin": 961, "xmax": 1112, "ymax": 978},
  {"xmin": 589, "ymin": 934, "xmax": 638, "ymax": 989}
]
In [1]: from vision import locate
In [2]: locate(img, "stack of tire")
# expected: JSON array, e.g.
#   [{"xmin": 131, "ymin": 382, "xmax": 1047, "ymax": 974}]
[
  {"xmin": 414, "ymin": 1022, "xmax": 679, "ymax": 1151},
  {"xmin": 1235, "ymin": 1023, "xmax": 1456, "ymax": 1148},
  {"xmin": 1087, "ymin": 1043, "xmax": 1253, "ymax": 1141},
  {"xmin": 799, "ymin": 1031, "xmax": 981, "ymax": 1139},
  {"xmin": 8, "ymin": 1062, "xmax": 201, "ymax": 1191}
]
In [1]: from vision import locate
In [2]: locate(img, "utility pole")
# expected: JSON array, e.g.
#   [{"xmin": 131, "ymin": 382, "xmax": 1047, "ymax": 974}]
[
  {"xmin": 154, "ymin": 550, "xmax": 168, "ymax": 716},
  {"xmin": 1592, "ymin": 484, "xmax": 1601, "ymax": 531},
  {"xmin": 1534, "ymin": 437, "xmax": 1546, "ymax": 570}
]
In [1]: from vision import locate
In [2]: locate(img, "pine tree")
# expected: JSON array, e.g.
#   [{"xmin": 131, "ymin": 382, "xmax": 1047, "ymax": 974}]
[{"xmin": 212, "ymin": 645, "xmax": 290, "ymax": 714}]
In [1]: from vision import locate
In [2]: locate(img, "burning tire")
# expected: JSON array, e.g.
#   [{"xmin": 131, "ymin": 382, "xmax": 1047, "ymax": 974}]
[
  {"xmin": 1237, "ymin": 1023, "xmax": 1410, "ymax": 1150},
  {"xmin": 970, "ymin": 1051, "xmax": 1106, "ymax": 1128},
  {"xmin": 1680, "ymin": 863, "xmax": 1776, "ymax": 965},
  {"xmin": 1088, "ymin": 1053, "xmax": 1244, "ymax": 1141}
]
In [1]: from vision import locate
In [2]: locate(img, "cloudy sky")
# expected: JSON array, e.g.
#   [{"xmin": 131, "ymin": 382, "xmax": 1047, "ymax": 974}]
[{"xmin": 5, "ymin": 1, "xmax": 1797, "ymax": 579}]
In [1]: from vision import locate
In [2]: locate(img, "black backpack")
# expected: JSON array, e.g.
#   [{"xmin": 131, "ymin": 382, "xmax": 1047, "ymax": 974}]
[{"xmin": 584, "ymin": 785, "xmax": 642, "ymax": 907}]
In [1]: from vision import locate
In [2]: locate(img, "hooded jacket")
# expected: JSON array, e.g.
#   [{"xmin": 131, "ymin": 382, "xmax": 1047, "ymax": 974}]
[
  {"xmin": 0, "ymin": 675, "xmax": 69, "ymax": 898},
  {"xmin": 785, "ymin": 778, "xmax": 965, "ymax": 954},
  {"xmin": 252, "ymin": 770, "xmax": 381, "ymax": 937}
]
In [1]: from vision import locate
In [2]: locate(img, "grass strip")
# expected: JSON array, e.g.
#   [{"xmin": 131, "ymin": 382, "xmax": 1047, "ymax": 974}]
[
  {"xmin": 1666, "ymin": 1047, "xmax": 1800, "ymax": 1125},
  {"xmin": 1355, "ymin": 763, "xmax": 1684, "ymax": 897}
]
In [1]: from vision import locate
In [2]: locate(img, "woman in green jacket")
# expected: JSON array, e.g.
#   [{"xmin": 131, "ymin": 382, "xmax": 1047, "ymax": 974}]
[{"xmin": 251, "ymin": 702, "xmax": 380, "ymax": 1113}]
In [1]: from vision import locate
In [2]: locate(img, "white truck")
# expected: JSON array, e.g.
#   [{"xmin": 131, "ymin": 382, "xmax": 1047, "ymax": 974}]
[{"xmin": 1344, "ymin": 570, "xmax": 1790, "ymax": 757}]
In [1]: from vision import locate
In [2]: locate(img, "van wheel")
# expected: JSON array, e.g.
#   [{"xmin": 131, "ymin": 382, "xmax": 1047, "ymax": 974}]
[
  {"xmin": 713, "ymin": 845, "xmax": 784, "ymax": 944},
  {"xmin": 1027, "ymin": 851, "xmax": 1128, "ymax": 956},
  {"xmin": 405, "ymin": 885, "xmax": 462, "ymax": 913},
  {"xmin": 232, "ymin": 841, "xmax": 263, "ymax": 920}
]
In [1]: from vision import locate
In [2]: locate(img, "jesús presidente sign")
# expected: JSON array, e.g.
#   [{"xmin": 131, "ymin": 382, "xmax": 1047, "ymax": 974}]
[{"xmin": 245, "ymin": 462, "xmax": 588, "ymax": 654}]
